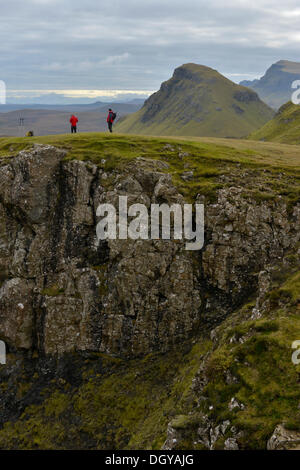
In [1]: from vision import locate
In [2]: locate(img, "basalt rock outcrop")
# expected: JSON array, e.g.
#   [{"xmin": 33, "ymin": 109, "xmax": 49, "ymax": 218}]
[
  {"xmin": 0, "ymin": 144, "xmax": 300, "ymax": 450},
  {"xmin": 0, "ymin": 145, "xmax": 299, "ymax": 360}
]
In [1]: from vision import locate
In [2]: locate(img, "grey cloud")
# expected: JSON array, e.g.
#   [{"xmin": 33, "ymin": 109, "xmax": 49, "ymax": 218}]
[{"xmin": 1, "ymin": 0, "xmax": 300, "ymax": 95}]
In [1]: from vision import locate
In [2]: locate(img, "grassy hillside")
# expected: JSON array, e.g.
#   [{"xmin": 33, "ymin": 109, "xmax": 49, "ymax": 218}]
[
  {"xmin": 1, "ymin": 132, "xmax": 300, "ymax": 170},
  {"xmin": 250, "ymin": 101, "xmax": 300, "ymax": 144},
  {"xmin": 116, "ymin": 63, "xmax": 274, "ymax": 138},
  {"xmin": 1, "ymin": 132, "xmax": 300, "ymax": 205}
]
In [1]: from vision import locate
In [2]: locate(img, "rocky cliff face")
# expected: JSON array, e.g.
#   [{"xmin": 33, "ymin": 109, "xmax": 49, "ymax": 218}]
[
  {"xmin": 0, "ymin": 145, "xmax": 299, "ymax": 358},
  {"xmin": 0, "ymin": 145, "xmax": 200, "ymax": 357},
  {"xmin": 0, "ymin": 143, "xmax": 300, "ymax": 449}
]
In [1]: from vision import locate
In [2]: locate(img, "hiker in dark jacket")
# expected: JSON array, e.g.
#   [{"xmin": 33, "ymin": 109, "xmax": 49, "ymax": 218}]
[
  {"xmin": 107, "ymin": 109, "xmax": 116, "ymax": 133},
  {"xmin": 70, "ymin": 115, "xmax": 78, "ymax": 133}
]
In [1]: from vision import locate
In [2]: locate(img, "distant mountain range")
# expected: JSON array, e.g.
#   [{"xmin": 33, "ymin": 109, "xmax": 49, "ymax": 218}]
[
  {"xmin": 240, "ymin": 60, "xmax": 300, "ymax": 109},
  {"xmin": 0, "ymin": 101, "xmax": 143, "ymax": 114},
  {"xmin": 0, "ymin": 102, "xmax": 143, "ymax": 137},
  {"xmin": 6, "ymin": 92, "xmax": 148, "ymax": 106},
  {"xmin": 117, "ymin": 63, "xmax": 274, "ymax": 138},
  {"xmin": 3, "ymin": 60, "xmax": 300, "ymax": 139}
]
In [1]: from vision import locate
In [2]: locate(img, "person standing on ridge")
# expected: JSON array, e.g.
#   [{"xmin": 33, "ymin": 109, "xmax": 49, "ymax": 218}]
[
  {"xmin": 70, "ymin": 114, "xmax": 78, "ymax": 133},
  {"xmin": 107, "ymin": 108, "xmax": 116, "ymax": 133}
]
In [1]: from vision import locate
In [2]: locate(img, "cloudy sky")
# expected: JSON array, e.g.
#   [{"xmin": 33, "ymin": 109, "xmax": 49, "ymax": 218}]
[{"xmin": 1, "ymin": 0, "xmax": 300, "ymax": 101}]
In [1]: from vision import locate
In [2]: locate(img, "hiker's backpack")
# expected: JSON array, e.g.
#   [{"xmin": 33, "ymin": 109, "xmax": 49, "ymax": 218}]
[{"xmin": 112, "ymin": 112, "xmax": 117, "ymax": 121}]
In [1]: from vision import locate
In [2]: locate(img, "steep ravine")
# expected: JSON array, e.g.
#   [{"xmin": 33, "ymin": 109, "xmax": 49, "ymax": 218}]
[{"xmin": 0, "ymin": 144, "xmax": 300, "ymax": 449}]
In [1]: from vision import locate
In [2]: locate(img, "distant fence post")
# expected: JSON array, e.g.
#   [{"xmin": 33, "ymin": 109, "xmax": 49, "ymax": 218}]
[
  {"xmin": 0, "ymin": 81, "xmax": 6, "ymax": 105},
  {"xmin": 0, "ymin": 341, "xmax": 6, "ymax": 364}
]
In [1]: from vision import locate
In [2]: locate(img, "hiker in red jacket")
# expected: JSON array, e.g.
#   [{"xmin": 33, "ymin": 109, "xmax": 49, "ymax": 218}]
[
  {"xmin": 70, "ymin": 115, "xmax": 78, "ymax": 133},
  {"xmin": 107, "ymin": 109, "xmax": 116, "ymax": 133}
]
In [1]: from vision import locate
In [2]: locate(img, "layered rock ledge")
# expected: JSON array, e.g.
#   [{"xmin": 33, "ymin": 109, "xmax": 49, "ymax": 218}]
[{"xmin": 0, "ymin": 145, "xmax": 299, "ymax": 358}]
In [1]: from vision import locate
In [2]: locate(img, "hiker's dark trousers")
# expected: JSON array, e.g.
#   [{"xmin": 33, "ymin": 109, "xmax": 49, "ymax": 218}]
[
  {"xmin": 71, "ymin": 126, "xmax": 77, "ymax": 133},
  {"xmin": 108, "ymin": 122, "xmax": 113, "ymax": 133}
]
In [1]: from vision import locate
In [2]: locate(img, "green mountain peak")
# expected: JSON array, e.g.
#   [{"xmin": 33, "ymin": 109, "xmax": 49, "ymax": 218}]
[{"xmin": 117, "ymin": 63, "xmax": 274, "ymax": 138}]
